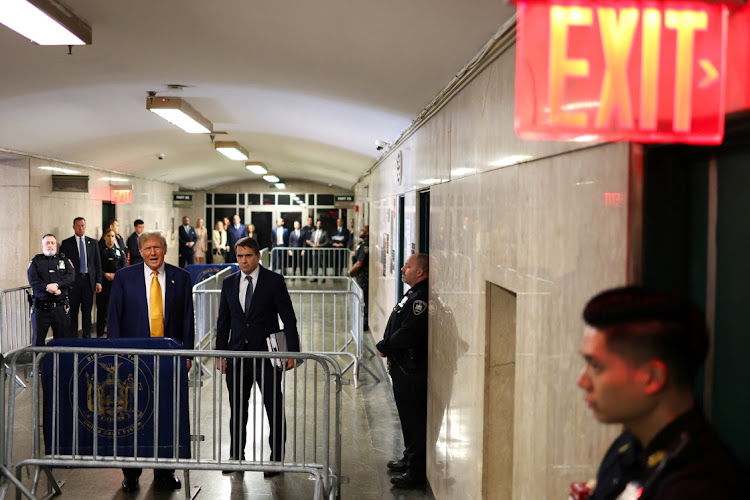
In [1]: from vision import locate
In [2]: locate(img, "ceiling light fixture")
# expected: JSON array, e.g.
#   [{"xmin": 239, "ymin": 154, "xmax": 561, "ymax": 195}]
[
  {"xmin": 147, "ymin": 96, "xmax": 213, "ymax": 134},
  {"xmin": 263, "ymin": 174, "xmax": 280, "ymax": 183},
  {"xmin": 215, "ymin": 141, "xmax": 249, "ymax": 160},
  {"xmin": 39, "ymin": 166, "xmax": 80, "ymax": 174},
  {"xmin": 0, "ymin": 0, "xmax": 92, "ymax": 45},
  {"xmin": 245, "ymin": 162, "xmax": 267, "ymax": 175},
  {"xmin": 275, "ymin": 183, "xmax": 286, "ymax": 189},
  {"xmin": 101, "ymin": 176, "xmax": 129, "ymax": 182},
  {"xmin": 489, "ymin": 155, "xmax": 534, "ymax": 168}
]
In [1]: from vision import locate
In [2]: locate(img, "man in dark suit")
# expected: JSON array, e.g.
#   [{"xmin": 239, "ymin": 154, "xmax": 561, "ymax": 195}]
[
  {"xmin": 226, "ymin": 214, "xmax": 249, "ymax": 263},
  {"xmin": 288, "ymin": 220, "xmax": 304, "ymax": 278},
  {"xmin": 216, "ymin": 237, "xmax": 299, "ymax": 476},
  {"xmin": 178, "ymin": 216, "xmax": 198, "ymax": 268},
  {"xmin": 299, "ymin": 216, "xmax": 315, "ymax": 277},
  {"xmin": 308, "ymin": 219, "xmax": 330, "ymax": 282},
  {"xmin": 127, "ymin": 219, "xmax": 144, "ymax": 265},
  {"xmin": 271, "ymin": 218, "xmax": 288, "ymax": 273},
  {"xmin": 330, "ymin": 218, "xmax": 351, "ymax": 276},
  {"xmin": 60, "ymin": 217, "xmax": 102, "ymax": 338},
  {"xmin": 107, "ymin": 230, "xmax": 194, "ymax": 493}
]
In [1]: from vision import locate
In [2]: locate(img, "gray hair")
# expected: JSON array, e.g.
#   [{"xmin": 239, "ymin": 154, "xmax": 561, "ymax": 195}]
[{"xmin": 138, "ymin": 230, "xmax": 168, "ymax": 250}]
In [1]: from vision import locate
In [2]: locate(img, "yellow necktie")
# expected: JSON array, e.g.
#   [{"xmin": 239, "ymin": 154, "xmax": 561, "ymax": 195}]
[{"xmin": 150, "ymin": 270, "xmax": 164, "ymax": 337}]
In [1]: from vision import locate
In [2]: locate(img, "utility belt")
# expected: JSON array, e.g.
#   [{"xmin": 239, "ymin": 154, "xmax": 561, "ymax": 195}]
[{"xmin": 33, "ymin": 297, "xmax": 69, "ymax": 311}]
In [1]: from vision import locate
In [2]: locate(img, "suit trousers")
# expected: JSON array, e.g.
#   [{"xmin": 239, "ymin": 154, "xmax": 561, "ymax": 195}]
[
  {"xmin": 391, "ymin": 366, "xmax": 428, "ymax": 479},
  {"xmin": 68, "ymin": 275, "xmax": 94, "ymax": 338},
  {"xmin": 179, "ymin": 251, "xmax": 194, "ymax": 268},
  {"xmin": 95, "ymin": 282, "xmax": 112, "ymax": 337},
  {"xmin": 226, "ymin": 354, "xmax": 286, "ymax": 461}
]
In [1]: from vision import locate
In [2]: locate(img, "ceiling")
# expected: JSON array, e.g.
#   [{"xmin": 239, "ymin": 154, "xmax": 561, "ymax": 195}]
[{"xmin": 0, "ymin": 0, "xmax": 515, "ymax": 190}]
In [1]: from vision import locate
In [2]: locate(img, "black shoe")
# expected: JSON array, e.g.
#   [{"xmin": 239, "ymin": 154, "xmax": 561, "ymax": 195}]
[
  {"xmin": 121, "ymin": 477, "xmax": 139, "ymax": 492},
  {"xmin": 321, "ymin": 279, "xmax": 326, "ymax": 283},
  {"xmin": 263, "ymin": 471, "xmax": 280, "ymax": 478},
  {"xmin": 387, "ymin": 459, "xmax": 408, "ymax": 472},
  {"xmin": 310, "ymin": 279, "xmax": 318, "ymax": 282},
  {"xmin": 153, "ymin": 474, "xmax": 181, "ymax": 491},
  {"xmin": 222, "ymin": 469, "xmax": 243, "ymax": 475},
  {"xmin": 390, "ymin": 473, "xmax": 425, "ymax": 489}
]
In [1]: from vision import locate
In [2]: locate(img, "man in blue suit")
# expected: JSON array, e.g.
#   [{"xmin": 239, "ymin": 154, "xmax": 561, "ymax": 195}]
[
  {"xmin": 178, "ymin": 216, "xmax": 198, "ymax": 268},
  {"xmin": 226, "ymin": 214, "xmax": 249, "ymax": 263},
  {"xmin": 271, "ymin": 218, "xmax": 289, "ymax": 273},
  {"xmin": 107, "ymin": 230, "xmax": 194, "ymax": 493},
  {"xmin": 216, "ymin": 237, "xmax": 300, "ymax": 477},
  {"xmin": 288, "ymin": 220, "xmax": 304, "ymax": 278},
  {"xmin": 60, "ymin": 217, "xmax": 102, "ymax": 338}
]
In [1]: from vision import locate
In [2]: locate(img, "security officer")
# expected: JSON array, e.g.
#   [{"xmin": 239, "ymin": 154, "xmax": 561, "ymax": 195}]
[
  {"xmin": 376, "ymin": 252, "xmax": 429, "ymax": 489},
  {"xmin": 578, "ymin": 286, "xmax": 750, "ymax": 499},
  {"xmin": 348, "ymin": 225, "xmax": 370, "ymax": 330},
  {"xmin": 96, "ymin": 229, "xmax": 128, "ymax": 337},
  {"xmin": 28, "ymin": 234, "xmax": 75, "ymax": 346}
]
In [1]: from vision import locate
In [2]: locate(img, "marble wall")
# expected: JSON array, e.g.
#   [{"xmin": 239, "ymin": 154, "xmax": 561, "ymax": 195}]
[
  {"xmin": 0, "ymin": 156, "xmax": 32, "ymax": 291},
  {"xmin": 356, "ymin": 43, "xmax": 635, "ymax": 499}
]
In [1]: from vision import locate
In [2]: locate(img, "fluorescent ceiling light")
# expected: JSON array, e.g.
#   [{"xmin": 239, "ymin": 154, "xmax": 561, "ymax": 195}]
[
  {"xmin": 147, "ymin": 97, "xmax": 212, "ymax": 134},
  {"xmin": 263, "ymin": 174, "xmax": 280, "ymax": 183},
  {"xmin": 215, "ymin": 141, "xmax": 249, "ymax": 160},
  {"xmin": 245, "ymin": 162, "xmax": 267, "ymax": 175},
  {"xmin": 489, "ymin": 155, "xmax": 534, "ymax": 168},
  {"xmin": 275, "ymin": 183, "xmax": 286, "ymax": 189},
  {"xmin": 39, "ymin": 166, "xmax": 80, "ymax": 174},
  {"xmin": 420, "ymin": 178, "xmax": 445, "ymax": 185},
  {"xmin": 0, "ymin": 0, "xmax": 92, "ymax": 45},
  {"xmin": 451, "ymin": 167, "xmax": 477, "ymax": 177},
  {"xmin": 102, "ymin": 176, "xmax": 128, "ymax": 182}
]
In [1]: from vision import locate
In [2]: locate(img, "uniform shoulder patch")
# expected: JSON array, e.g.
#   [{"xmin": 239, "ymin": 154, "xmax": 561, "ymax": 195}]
[
  {"xmin": 413, "ymin": 300, "xmax": 427, "ymax": 315},
  {"xmin": 363, "ymin": 244, "xmax": 369, "ymax": 254}
]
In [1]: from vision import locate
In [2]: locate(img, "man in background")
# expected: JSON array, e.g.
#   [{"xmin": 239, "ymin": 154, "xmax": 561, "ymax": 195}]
[
  {"xmin": 349, "ymin": 226, "xmax": 370, "ymax": 330},
  {"xmin": 289, "ymin": 220, "xmax": 304, "ymax": 278},
  {"xmin": 127, "ymin": 219, "xmax": 145, "ymax": 265},
  {"xmin": 226, "ymin": 214, "xmax": 248, "ymax": 263},
  {"xmin": 60, "ymin": 217, "xmax": 102, "ymax": 338},
  {"xmin": 178, "ymin": 216, "xmax": 197, "ymax": 268},
  {"xmin": 331, "ymin": 218, "xmax": 350, "ymax": 276},
  {"xmin": 300, "ymin": 216, "xmax": 315, "ymax": 277},
  {"xmin": 308, "ymin": 219, "xmax": 329, "ymax": 283},
  {"xmin": 271, "ymin": 218, "xmax": 288, "ymax": 273}
]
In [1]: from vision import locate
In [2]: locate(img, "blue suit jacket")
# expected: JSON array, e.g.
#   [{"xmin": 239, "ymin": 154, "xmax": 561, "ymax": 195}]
[
  {"xmin": 227, "ymin": 224, "xmax": 249, "ymax": 249},
  {"xmin": 271, "ymin": 227, "xmax": 289, "ymax": 248},
  {"xmin": 178, "ymin": 225, "xmax": 198, "ymax": 257},
  {"xmin": 216, "ymin": 266, "xmax": 299, "ymax": 352},
  {"xmin": 60, "ymin": 235, "xmax": 103, "ymax": 291},
  {"xmin": 107, "ymin": 263, "xmax": 194, "ymax": 348},
  {"xmin": 289, "ymin": 229, "xmax": 304, "ymax": 248}
]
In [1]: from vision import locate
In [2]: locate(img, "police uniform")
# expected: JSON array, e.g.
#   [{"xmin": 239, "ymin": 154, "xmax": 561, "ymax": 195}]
[
  {"xmin": 589, "ymin": 406, "xmax": 749, "ymax": 499},
  {"xmin": 96, "ymin": 245, "xmax": 128, "ymax": 337},
  {"xmin": 27, "ymin": 252, "xmax": 75, "ymax": 346},
  {"xmin": 353, "ymin": 236, "xmax": 369, "ymax": 329},
  {"xmin": 376, "ymin": 279, "xmax": 429, "ymax": 481}
]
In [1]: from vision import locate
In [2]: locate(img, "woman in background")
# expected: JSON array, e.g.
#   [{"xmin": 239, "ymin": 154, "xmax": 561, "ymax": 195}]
[
  {"xmin": 194, "ymin": 218, "xmax": 208, "ymax": 264},
  {"xmin": 97, "ymin": 229, "xmax": 127, "ymax": 337},
  {"xmin": 246, "ymin": 223, "xmax": 257, "ymax": 240},
  {"xmin": 212, "ymin": 220, "xmax": 227, "ymax": 263}
]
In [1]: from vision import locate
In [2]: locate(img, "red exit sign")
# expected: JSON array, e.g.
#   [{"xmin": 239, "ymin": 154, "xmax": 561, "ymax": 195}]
[
  {"xmin": 111, "ymin": 188, "xmax": 133, "ymax": 204},
  {"xmin": 515, "ymin": 1, "xmax": 728, "ymax": 144}
]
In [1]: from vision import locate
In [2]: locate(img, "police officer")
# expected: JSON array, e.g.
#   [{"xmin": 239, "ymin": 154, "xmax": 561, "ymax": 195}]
[
  {"xmin": 96, "ymin": 229, "xmax": 128, "ymax": 337},
  {"xmin": 28, "ymin": 234, "xmax": 75, "ymax": 346},
  {"xmin": 578, "ymin": 286, "xmax": 749, "ymax": 499},
  {"xmin": 376, "ymin": 252, "xmax": 429, "ymax": 489},
  {"xmin": 348, "ymin": 225, "xmax": 370, "ymax": 330}
]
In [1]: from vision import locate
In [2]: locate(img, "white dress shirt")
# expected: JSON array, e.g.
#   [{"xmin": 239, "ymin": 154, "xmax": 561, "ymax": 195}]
[
  {"xmin": 143, "ymin": 263, "xmax": 166, "ymax": 320},
  {"xmin": 239, "ymin": 265, "xmax": 260, "ymax": 313}
]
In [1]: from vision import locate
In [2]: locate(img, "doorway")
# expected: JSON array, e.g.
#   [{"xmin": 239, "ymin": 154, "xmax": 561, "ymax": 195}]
[
  {"xmin": 418, "ymin": 190, "xmax": 430, "ymax": 254},
  {"xmin": 102, "ymin": 201, "xmax": 116, "ymax": 236},
  {"xmin": 248, "ymin": 206, "xmax": 305, "ymax": 250}
]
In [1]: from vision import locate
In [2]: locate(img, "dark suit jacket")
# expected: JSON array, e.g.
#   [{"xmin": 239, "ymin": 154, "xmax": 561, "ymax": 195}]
[
  {"xmin": 216, "ymin": 266, "xmax": 299, "ymax": 352},
  {"xmin": 227, "ymin": 224, "xmax": 249, "ymax": 251},
  {"xmin": 309, "ymin": 229, "xmax": 330, "ymax": 247},
  {"xmin": 106, "ymin": 263, "xmax": 194, "ymax": 347},
  {"xmin": 178, "ymin": 225, "xmax": 198, "ymax": 257},
  {"xmin": 271, "ymin": 227, "xmax": 288, "ymax": 248},
  {"xmin": 289, "ymin": 229, "xmax": 304, "ymax": 248},
  {"xmin": 60, "ymin": 235, "xmax": 103, "ymax": 291},
  {"xmin": 331, "ymin": 227, "xmax": 350, "ymax": 248},
  {"xmin": 127, "ymin": 232, "xmax": 142, "ymax": 265},
  {"xmin": 300, "ymin": 225, "xmax": 314, "ymax": 247},
  {"xmin": 98, "ymin": 234, "xmax": 127, "ymax": 259}
]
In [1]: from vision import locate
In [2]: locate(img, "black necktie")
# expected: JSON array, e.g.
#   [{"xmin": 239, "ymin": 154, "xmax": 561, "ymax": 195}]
[{"xmin": 244, "ymin": 275, "xmax": 253, "ymax": 313}]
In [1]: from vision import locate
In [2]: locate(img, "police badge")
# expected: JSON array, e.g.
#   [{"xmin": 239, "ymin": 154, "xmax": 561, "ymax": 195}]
[{"xmin": 413, "ymin": 300, "xmax": 427, "ymax": 315}]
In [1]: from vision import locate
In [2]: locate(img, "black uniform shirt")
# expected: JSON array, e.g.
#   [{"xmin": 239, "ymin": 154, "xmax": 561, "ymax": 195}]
[
  {"xmin": 589, "ymin": 406, "xmax": 750, "ymax": 500},
  {"xmin": 376, "ymin": 279, "xmax": 429, "ymax": 374},
  {"xmin": 354, "ymin": 237, "xmax": 369, "ymax": 286},
  {"xmin": 27, "ymin": 253, "xmax": 75, "ymax": 301},
  {"xmin": 101, "ymin": 245, "xmax": 127, "ymax": 274}
]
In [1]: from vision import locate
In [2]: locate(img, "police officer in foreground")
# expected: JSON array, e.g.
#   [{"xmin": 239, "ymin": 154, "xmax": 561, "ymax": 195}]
[
  {"xmin": 28, "ymin": 234, "xmax": 75, "ymax": 346},
  {"xmin": 578, "ymin": 286, "xmax": 749, "ymax": 499},
  {"xmin": 377, "ymin": 253, "xmax": 429, "ymax": 489},
  {"xmin": 348, "ymin": 225, "xmax": 370, "ymax": 330}
]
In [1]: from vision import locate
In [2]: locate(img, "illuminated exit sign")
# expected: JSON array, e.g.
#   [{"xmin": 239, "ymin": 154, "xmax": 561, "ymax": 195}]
[
  {"xmin": 111, "ymin": 187, "xmax": 133, "ymax": 204},
  {"xmin": 515, "ymin": 1, "xmax": 728, "ymax": 144}
]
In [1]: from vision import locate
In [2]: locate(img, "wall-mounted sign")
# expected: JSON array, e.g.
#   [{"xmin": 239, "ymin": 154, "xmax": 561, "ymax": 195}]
[
  {"xmin": 335, "ymin": 195, "xmax": 354, "ymax": 207},
  {"xmin": 173, "ymin": 191, "xmax": 194, "ymax": 207},
  {"xmin": 515, "ymin": 1, "xmax": 728, "ymax": 145},
  {"xmin": 111, "ymin": 187, "xmax": 133, "ymax": 204}
]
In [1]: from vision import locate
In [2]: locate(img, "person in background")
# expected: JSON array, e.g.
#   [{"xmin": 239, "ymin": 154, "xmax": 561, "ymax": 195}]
[
  {"xmin": 194, "ymin": 218, "xmax": 208, "ymax": 264},
  {"xmin": 271, "ymin": 218, "xmax": 288, "ymax": 273},
  {"xmin": 578, "ymin": 286, "xmax": 749, "ymax": 499},
  {"xmin": 300, "ymin": 216, "xmax": 314, "ymax": 277},
  {"xmin": 331, "ymin": 218, "xmax": 350, "ymax": 276},
  {"xmin": 247, "ymin": 223, "xmax": 257, "ymax": 240},
  {"xmin": 178, "ymin": 216, "xmax": 197, "ymax": 268},
  {"xmin": 308, "ymin": 219, "xmax": 330, "ymax": 283},
  {"xmin": 99, "ymin": 217, "xmax": 126, "ymax": 258},
  {"xmin": 28, "ymin": 234, "xmax": 75, "ymax": 345},
  {"xmin": 127, "ymin": 219, "xmax": 145, "ymax": 265},
  {"xmin": 60, "ymin": 217, "xmax": 102, "ymax": 339},
  {"xmin": 289, "ymin": 220, "xmax": 304, "ymax": 279},
  {"xmin": 96, "ymin": 229, "xmax": 127, "ymax": 337},
  {"xmin": 212, "ymin": 220, "xmax": 227, "ymax": 264},
  {"xmin": 348, "ymin": 225, "xmax": 370, "ymax": 330},
  {"xmin": 227, "ymin": 214, "xmax": 248, "ymax": 263}
]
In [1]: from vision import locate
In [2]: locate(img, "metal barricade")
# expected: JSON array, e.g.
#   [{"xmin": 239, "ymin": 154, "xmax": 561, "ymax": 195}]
[
  {"xmin": 3, "ymin": 346, "xmax": 345, "ymax": 500},
  {"xmin": 270, "ymin": 248, "xmax": 351, "ymax": 279},
  {"xmin": 192, "ymin": 267, "xmax": 234, "ymax": 351},
  {"xmin": 289, "ymin": 278, "xmax": 379, "ymax": 384},
  {"xmin": 0, "ymin": 287, "xmax": 32, "ymax": 355}
]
